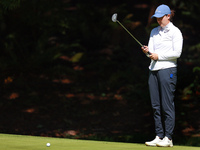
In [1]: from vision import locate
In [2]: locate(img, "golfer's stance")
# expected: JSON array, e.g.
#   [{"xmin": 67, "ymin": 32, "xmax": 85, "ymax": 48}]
[{"xmin": 142, "ymin": 4, "xmax": 183, "ymax": 147}]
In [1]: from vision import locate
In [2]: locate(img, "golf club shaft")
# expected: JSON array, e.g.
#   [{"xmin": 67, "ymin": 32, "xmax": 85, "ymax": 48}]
[
  {"xmin": 116, "ymin": 20, "xmax": 152, "ymax": 55},
  {"xmin": 116, "ymin": 20, "xmax": 143, "ymax": 47}
]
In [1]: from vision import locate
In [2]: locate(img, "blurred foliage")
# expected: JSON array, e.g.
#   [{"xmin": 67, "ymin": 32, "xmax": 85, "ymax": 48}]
[
  {"xmin": 0, "ymin": 0, "xmax": 199, "ymax": 145},
  {"xmin": 0, "ymin": 0, "xmax": 21, "ymax": 10}
]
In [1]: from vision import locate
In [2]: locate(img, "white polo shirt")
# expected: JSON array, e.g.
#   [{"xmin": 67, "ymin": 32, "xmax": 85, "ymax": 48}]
[{"xmin": 148, "ymin": 22, "xmax": 183, "ymax": 71}]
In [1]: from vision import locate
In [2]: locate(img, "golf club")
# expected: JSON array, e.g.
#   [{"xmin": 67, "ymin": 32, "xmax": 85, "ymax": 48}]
[{"xmin": 111, "ymin": 13, "xmax": 151, "ymax": 55}]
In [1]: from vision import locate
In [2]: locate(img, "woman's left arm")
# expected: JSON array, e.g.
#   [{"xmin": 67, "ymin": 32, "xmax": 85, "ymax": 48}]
[{"xmin": 158, "ymin": 29, "xmax": 183, "ymax": 60}]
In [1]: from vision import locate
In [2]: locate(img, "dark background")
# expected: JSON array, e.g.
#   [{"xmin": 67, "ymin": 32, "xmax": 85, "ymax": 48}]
[{"xmin": 0, "ymin": 0, "xmax": 200, "ymax": 146}]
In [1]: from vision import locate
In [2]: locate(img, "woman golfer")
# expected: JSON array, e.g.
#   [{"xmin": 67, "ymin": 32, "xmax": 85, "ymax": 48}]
[{"xmin": 142, "ymin": 4, "xmax": 183, "ymax": 147}]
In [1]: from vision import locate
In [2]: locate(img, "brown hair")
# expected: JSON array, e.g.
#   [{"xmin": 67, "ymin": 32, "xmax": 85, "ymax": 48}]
[{"xmin": 170, "ymin": 10, "xmax": 175, "ymax": 21}]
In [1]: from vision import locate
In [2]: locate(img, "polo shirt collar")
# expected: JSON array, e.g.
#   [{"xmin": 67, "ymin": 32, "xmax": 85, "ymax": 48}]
[{"xmin": 159, "ymin": 22, "xmax": 172, "ymax": 33}]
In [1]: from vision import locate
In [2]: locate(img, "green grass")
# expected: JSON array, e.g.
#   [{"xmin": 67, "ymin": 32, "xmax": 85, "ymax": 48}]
[{"xmin": 0, "ymin": 133, "xmax": 199, "ymax": 150}]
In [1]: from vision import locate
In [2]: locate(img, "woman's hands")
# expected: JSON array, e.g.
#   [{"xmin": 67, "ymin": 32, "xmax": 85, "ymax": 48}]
[
  {"xmin": 141, "ymin": 45, "xmax": 149, "ymax": 54},
  {"xmin": 141, "ymin": 46, "xmax": 158, "ymax": 60}
]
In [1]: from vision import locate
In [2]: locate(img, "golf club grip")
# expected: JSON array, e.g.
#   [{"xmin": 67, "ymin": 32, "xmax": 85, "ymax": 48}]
[
  {"xmin": 147, "ymin": 51, "xmax": 152, "ymax": 55},
  {"xmin": 142, "ymin": 46, "xmax": 151, "ymax": 55}
]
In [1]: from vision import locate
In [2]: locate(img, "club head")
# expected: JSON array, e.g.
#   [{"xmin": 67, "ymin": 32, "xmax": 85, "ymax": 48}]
[{"xmin": 111, "ymin": 13, "xmax": 118, "ymax": 22}]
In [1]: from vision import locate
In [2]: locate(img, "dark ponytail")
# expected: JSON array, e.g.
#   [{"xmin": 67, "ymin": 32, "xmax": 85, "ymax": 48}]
[{"xmin": 170, "ymin": 10, "xmax": 175, "ymax": 21}]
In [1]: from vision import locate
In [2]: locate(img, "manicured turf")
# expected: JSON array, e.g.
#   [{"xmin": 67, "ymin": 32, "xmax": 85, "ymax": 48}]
[{"xmin": 0, "ymin": 133, "xmax": 199, "ymax": 150}]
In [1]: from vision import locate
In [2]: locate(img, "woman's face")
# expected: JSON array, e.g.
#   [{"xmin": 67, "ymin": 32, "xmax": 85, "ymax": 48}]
[{"xmin": 156, "ymin": 14, "xmax": 170, "ymax": 27}]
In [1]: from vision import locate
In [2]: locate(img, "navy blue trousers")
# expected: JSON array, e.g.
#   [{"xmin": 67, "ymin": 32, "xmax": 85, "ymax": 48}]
[{"xmin": 148, "ymin": 67, "xmax": 177, "ymax": 139}]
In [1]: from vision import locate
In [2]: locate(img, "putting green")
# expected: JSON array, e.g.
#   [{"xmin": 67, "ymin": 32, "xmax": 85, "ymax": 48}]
[{"xmin": 0, "ymin": 133, "xmax": 199, "ymax": 150}]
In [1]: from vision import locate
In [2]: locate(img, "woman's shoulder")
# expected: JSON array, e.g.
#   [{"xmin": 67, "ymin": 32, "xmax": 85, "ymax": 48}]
[
  {"xmin": 151, "ymin": 26, "xmax": 159, "ymax": 33},
  {"xmin": 170, "ymin": 23, "xmax": 182, "ymax": 34}
]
